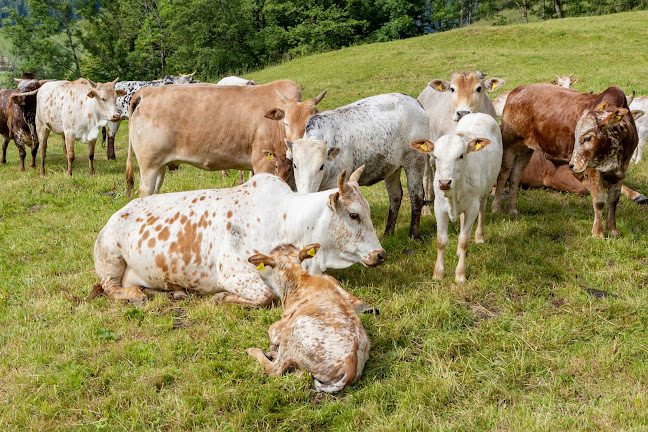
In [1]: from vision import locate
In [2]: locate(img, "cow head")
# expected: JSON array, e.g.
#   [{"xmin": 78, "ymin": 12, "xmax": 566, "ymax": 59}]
[
  {"xmin": 248, "ymin": 243, "xmax": 321, "ymax": 295},
  {"xmin": 429, "ymin": 71, "xmax": 505, "ymax": 121},
  {"xmin": 265, "ymin": 90, "xmax": 326, "ymax": 142},
  {"xmin": 410, "ymin": 135, "xmax": 491, "ymax": 194},
  {"xmin": 551, "ymin": 73, "xmax": 579, "ymax": 88},
  {"xmin": 571, "ymin": 102, "xmax": 633, "ymax": 177},
  {"xmin": 173, "ymin": 71, "xmax": 199, "ymax": 84},
  {"xmin": 285, "ymin": 138, "xmax": 339, "ymax": 193},
  {"xmin": 261, "ymin": 149, "xmax": 293, "ymax": 181},
  {"xmin": 87, "ymin": 78, "xmax": 125, "ymax": 123}
]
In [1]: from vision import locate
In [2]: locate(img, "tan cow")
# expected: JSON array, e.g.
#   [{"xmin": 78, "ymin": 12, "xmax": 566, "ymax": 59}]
[
  {"xmin": 126, "ymin": 81, "xmax": 325, "ymax": 197},
  {"xmin": 246, "ymin": 243, "xmax": 370, "ymax": 393}
]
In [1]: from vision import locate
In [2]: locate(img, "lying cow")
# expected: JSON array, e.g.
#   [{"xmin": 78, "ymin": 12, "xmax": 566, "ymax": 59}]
[
  {"xmin": 493, "ymin": 84, "xmax": 638, "ymax": 238},
  {"xmin": 289, "ymin": 93, "xmax": 429, "ymax": 238},
  {"xmin": 103, "ymin": 72, "xmax": 198, "ymax": 160},
  {"xmin": 216, "ymin": 76, "xmax": 257, "ymax": 86},
  {"xmin": 411, "ymin": 113, "xmax": 502, "ymax": 283},
  {"xmin": 36, "ymin": 78, "xmax": 125, "ymax": 176},
  {"xmin": 418, "ymin": 71, "xmax": 504, "ymax": 213},
  {"xmin": 493, "ymin": 74, "xmax": 579, "ymax": 117},
  {"xmin": 246, "ymin": 243, "xmax": 370, "ymax": 393},
  {"xmin": 629, "ymin": 96, "xmax": 648, "ymax": 163},
  {"xmin": 126, "ymin": 81, "xmax": 325, "ymax": 197},
  {"xmin": 94, "ymin": 167, "xmax": 386, "ymax": 305}
]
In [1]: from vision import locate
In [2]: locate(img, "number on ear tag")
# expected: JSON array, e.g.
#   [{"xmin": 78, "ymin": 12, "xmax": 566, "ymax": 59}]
[
  {"xmin": 266, "ymin": 152, "xmax": 274, "ymax": 160},
  {"xmin": 307, "ymin": 248, "xmax": 316, "ymax": 256},
  {"xmin": 257, "ymin": 263, "xmax": 265, "ymax": 271}
]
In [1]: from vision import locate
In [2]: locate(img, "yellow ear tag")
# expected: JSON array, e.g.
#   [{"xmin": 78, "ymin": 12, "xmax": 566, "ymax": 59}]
[
  {"xmin": 421, "ymin": 143, "xmax": 428, "ymax": 151},
  {"xmin": 257, "ymin": 263, "xmax": 265, "ymax": 271},
  {"xmin": 437, "ymin": 85, "xmax": 443, "ymax": 91},
  {"xmin": 492, "ymin": 84, "xmax": 497, "ymax": 90},
  {"xmin": 307, "ymin": 248, "xmax": 316, "ymax": 257},
  {"xmin": 274, "ymin": 112, "xmax": 281, "ymax": 119},
  {"xmin": 266, "ymin": 152, "xmax": 274, "ymax": 160},
  {"xmin": 475, "ymin": 143, "xmax": 481, "ymax": 150},
  {"xmin": 331, "ymin": 155, "xmax": 334, "ymax": 161},
  {"xmin": 615, "ymin": 115, "xmax": 622, "ymax": 121}
]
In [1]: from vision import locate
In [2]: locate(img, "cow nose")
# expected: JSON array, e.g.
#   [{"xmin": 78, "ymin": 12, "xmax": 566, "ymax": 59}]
[
  {"xmin": 439, "ymin": 179, "xmax": 452, "ymax": 190},
  {"xmin": 366, "ymin": 249, "xmax": 387, "ymax": 267},
  {"xmin": 111, "ymin": 114, "xmax": 120, "ymax": 121},
  {"xmin": 569, "ymin": 163, "xmax": 575, "ymax": 170},
  {"xmin": 456, "ymin": 110, "xmax": 470, "ymax": 120}
]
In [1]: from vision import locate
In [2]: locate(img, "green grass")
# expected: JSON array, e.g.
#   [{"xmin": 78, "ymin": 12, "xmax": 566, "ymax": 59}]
[{"xmin": 2, "ymin": 10, "xmax": 648, "ymax": 431}]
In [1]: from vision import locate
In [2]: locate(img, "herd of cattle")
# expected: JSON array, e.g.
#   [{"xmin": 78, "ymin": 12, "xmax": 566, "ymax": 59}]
[{"xmin": 2, "ymin": 69, "xmax": 647, "ymax": 393}]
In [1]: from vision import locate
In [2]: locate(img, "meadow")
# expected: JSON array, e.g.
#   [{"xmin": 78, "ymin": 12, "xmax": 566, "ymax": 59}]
[{"xmin": 1, "ymin": 10, "xmax": 648, "ymax": 431}]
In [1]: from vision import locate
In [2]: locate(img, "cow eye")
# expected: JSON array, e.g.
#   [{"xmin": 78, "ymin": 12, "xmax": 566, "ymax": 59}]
[
  {"xmin": 450, "ymin": 87, "xmax": 455, "ymax": 93},
  {"xmin": 349, "ymin": 213, "xmax": 360, "ymax": 221},
  {"xmin": 476, "ymin": 87, "xmax": 482, "ymax": 93},
  {"xmin": 584, "ymin": 136, "xmax": 592, "ymax": 142},
  {"xmin": 319, "ymin": 164, "xmax": 324, "ymax": 171},
  {"xmin": 459, "ymin": 154, "xmax": 464, "ymax": 159}
]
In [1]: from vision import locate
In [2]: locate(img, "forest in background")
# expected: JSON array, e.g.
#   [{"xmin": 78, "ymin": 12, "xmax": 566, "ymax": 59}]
[{"xmin": 1, "ymin": 0, "xmax": 647, "ymax": 82}]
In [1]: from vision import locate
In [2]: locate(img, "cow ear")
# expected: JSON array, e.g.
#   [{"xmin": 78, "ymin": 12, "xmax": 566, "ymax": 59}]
[
  {"xmin": 485, "ymin": 78, "xmax": 505, "ymax": 92},
  {"xmin": 631, "ymin": 110, "xmax": 645, "ymax": 121},
  {"xmin": 265, "ymin": 108, "xmax": 284, "ymax": 120},
  {"xmin": 572, "ymin": 78, "xmax": 580, "ymax": 84},
  {"xmin": 328, "ymin": 192, "xmax": 340, "ymax": 212},
  {"xmin": 551, "ymin": 80, "xmax": 558, "ymax": 85},
  {"xmin": 328, "ymin": 147, "xmax": 340, "ymax": 161},
  {"xmin": 429, "ymin": 79, "xmax": 449, "ymax": 92},
  {"xmin": 299, "ymin": 244, "xmax": 321, "ymax": 261},
  {"xmin": 467, "ymin": 138, "xmax": 491, "ymax": 153},
  {"xmin": 262, "ymin": 150, "xmax": 274, "ymax": 160},
  {"xmin": 87, "ymin": 90, "xmax": 97, "ymax": 98},
  {"xmin": 410, "ymin": 139, "xmax": 434, "ymax": 153},
  {"xmin": 605, "ymin": 108, "xmax": 629, "ymax": 127},
  {"xmin": 116, "ymin": 89, "xmax": 127, "ymax": 97},
  {"xmin": 595, "ymin": 101, "xmax": 610, "ymax": 111},
  {"xmin": 248, "ymin": 254, "xmax": 274, "ymax": 269}
]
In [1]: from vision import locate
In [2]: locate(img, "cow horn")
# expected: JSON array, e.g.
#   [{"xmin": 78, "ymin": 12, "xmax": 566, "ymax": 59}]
[
  {"xmin": 38, "ymin": 79, "xmax": 56, "ymax": 85},
  {"xmin": 313, "ymin": 90, "xmax": 327, "ymax": 105},
  {"xmin": 554, "ymin": 74, "xmax": 560, "ymax": 79},
  {"xmin": 10, "ymin": 89, "xmax": 39, "ymax": 100},
  {"xmin": 14, "ymin": 78, "xmax": 23, "ymax": 82},
  {"xmin": 337, "ymin": 169, "xmax": 347, "ymax": 193},
  {"xmin": 276, "ymin": 90, "xmax": 289, "ymax": 103},
  {"xmin": 87, "ymin": 78, "xmax": 97, "ymax": 87},
  {"xmin": 569, "ymin": 72, "xmax": 574, "ymax": 77},
  {"xmin": 349, "ymin": 164, "xmax": 365, "ymax": 183},
  {"xmin": 112, "ymin": 77, "xmax": 120, "ymax": 84}
]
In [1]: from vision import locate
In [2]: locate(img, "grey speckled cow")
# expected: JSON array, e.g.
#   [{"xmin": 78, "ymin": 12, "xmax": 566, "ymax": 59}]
[
  {"xmin": 103, "ymin": 72, "xmax": 198, "ymax": 159},
  {"xmin": 289, "ymin": 93, "xmax": 429, "ymax": 238}
]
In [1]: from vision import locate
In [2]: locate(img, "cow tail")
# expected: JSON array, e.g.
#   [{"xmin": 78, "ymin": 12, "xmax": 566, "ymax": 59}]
[
  {"xmin": 7, "ymin": 99, "xmax": 14, "ymax": 137},
  {"xmin": 126, "ymin": 131, "xmax": 134, "ymax": 199},
  {"xmin": 313, "ymin": 342, "xmax": 358, "ymax": 393}
]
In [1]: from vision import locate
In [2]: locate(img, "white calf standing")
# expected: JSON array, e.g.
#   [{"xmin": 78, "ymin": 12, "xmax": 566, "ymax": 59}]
[
  {"xmin": 629, "ymin": 96, "xmax": 648, "ymax": 163},
  {"xmin": 246, "ymin": 243, "xmax": 370, "ymax": 393},
  {"xmin": 410, "ymin": 113, "xmax": 503, "ymax": 283}
]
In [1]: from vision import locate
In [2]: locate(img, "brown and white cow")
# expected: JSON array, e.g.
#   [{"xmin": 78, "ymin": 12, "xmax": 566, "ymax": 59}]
[
  {"xmin": 94, "ymin": 167, "xmax": 385, "ymax": 306},
  {"xmin": 417, "ymin": 70, "xmax": 504, "ymax": 212},
  {"xmin": 35, "ymin": 78, "xmax": 125, "ymax": 176},
  {"xmin": 493, "ymin": 84, "xmax": 638, "ymax": 237},
  {"xmin": 493, "ymin": 74, "xmax": 580, "ymax": 117},
  {"xmin": 126, "ymin": 81, "xmax": 325, "ymax": 197},
  {"xmin": 246, "ymin": 243, "xmax": 370, "ymax": 393}
]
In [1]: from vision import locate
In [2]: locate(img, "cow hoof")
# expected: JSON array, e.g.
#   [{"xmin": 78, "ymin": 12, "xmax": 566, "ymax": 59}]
[
  {"xmin": 169, "ymin": 291, "xmax": 188, "ymax": 301},
  {"xmin": 633, "ymin": 194, "xmax": 648, "ymax": 205},
  {"xmin": 355, "ymin": 303, "xmax": 379, "ymax": 315},
  {"xmin": 608, "ymin": 230, "xmax": 620, "ymax": 238}
]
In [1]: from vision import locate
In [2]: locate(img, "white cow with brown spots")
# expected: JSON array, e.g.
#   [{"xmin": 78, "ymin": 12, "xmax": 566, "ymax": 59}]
[
  {"xmin": 94, "ymin": 167, "xmax": 386, "ymax": 306},
  {"xmin": 629, "ymin": 96, "xmax": 648, "ymax": 163},
  {"xmin": 35, "ymin": 78, "xmax": 125, "ymax": 176},
  {"xmin": 411, "ymin": 113, "xmax": 503, "ymax": 283},
  {"xmin": 246, "ymin": 243, "xmax": 370, "ymax": 393}
]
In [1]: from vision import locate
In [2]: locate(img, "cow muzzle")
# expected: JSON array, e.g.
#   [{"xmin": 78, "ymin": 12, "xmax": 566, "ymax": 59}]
[
  {"xmin": 569, "ymin": 160, "xmax": 587, "ymax": 174},
  {"xmin": 362, "ymin": 249, "xmax": 387, "ymax": 267},
  {"xmin": 454, "ymin": 110, "xmax": 471, "ymax": 121},
  {"xmin": 438, "ymin": 179, "xmax": 452, "ymax": 191},
  {"xmin": 111, "ymin": 114, "xmax": 121, "ymax": 122}
]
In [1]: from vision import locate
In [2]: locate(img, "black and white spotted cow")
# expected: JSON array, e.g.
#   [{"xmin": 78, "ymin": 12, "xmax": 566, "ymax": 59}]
[
  {"xmin": 103, "ymin": 72, "xmax": 198, "ymax": 159},
  {"xmin": 288, "ymin": 93, "xmax": 429, "ymax": 238}
]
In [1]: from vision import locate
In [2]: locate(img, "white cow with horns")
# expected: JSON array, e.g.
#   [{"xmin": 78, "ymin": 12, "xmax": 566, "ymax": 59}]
[
  {"xmin": 93, "ymin": 167, "xmax": 386, "ymax": 306},
  {"xmin": 288, "ymin": 93, "xmax": 429, "ymax": 238},
  {"xmin": 410, "ymin": 113, "xmax": 503, "ymax": 283}
]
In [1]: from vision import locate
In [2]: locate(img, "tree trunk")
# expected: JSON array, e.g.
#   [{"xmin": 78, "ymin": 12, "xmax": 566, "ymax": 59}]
[
  {"xmin": 460, "ymin": 0, "xmax": 464, "ymax": 27},
  {"xmin": 542, "ymin": 0, "xmax": 546, "ymax": 19},
  {"xmin": 64, "ymin": 25, "xmax": 81, "ymax": 77},
  {"xmin": 554, "ymin": 0, "xmax": 563, "ymax": 18},
  {"xmin": 522, "ymin": 0, "xmax": 528, "ymax": 23}
]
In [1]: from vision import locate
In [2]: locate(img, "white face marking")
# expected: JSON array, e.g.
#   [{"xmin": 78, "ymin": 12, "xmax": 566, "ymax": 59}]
[
  {"xmin": 291, "ymin": 139, "xmax": 328, "ymax": 193},
  {"xmin": 433, "ymin": 135, "xmax": 468, "ymax": 193}
]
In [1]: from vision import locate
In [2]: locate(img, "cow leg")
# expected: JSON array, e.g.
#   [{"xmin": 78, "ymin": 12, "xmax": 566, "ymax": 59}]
[
  {"xmin": 422, "ymin": 157, "xmax": 434, "ymax": 215},
  {"xmin": 405, "ymin": 161, "xmax": 425, "ymax": 239},
  {"xmin": 492, "ymin": 146, "xmax": 517, "ymax": 212},
  {"xmin": 64, "ymin": 134, "xmax": 76, "ymax": 176},
  {"xmin": 605, "ymin": 180, "xmax": 622, "ymax": 237},
  {"xmin": 37, "ymin": 122, "xmax": 50, "ymax": 176},
  {"xmin": 505, "ymin": 147, "xmax": 533, "ymax": 215},
  {"xmin": 213, "ymin": 271, "xmax": 276, "ymax": 308},
  {"xmin": 87, "ymin": 139, "xmax": 96, "ymax": 176},
  {"xmin": 0, "ymin": 136, "xmax": 9, "ymax": 164},
  {"xmin": 587, "ymin": 168, "xmax": 605, "ymax": 238},
  {"xmin": 221, "ymin": 170, "xmax": 229, "ymax": 179},
  {"xmin": 138, "ymin": 165, "xmax": 163, "ymax": 197},
  {"xmin": 15, "ymin": 138, "xmax": 27, "ymax": 172},
  {"xmin": 95, "ymin": 241, "xmax": 147, "ymax": 305},
  {"xmin": 475, "ymin": 196, "xmax": 488, "ymax": 244},
  {"xmin": 238, "ymin": 170, "xmax": 245, "ymax": 185},
  {"xmin": 154, "ymin": 168, "xmax": 167, "ymax": 194},
  {"xmin": 106, "ymin": 121, "xmax": 119, "ymax": 160},
  {"xmin": 383, "ymin": 168, "xmax": 403, "ymax": 238},
  {"xmin": 456, "ymin": 206, "xmax": 479, "ymax": 284},
  {"xmin": 550, "ymin": 165, "xmax": 590, "ymax": 195},
  {"xmin": 433, "ymin": 205, "xmax": 449, "ymax": 280},
  {"xmin": 268, "ymin": 320, "xmax": 288, "ymax": 352},
  {"xmin": 246, "ymin": 347, "xmax": 292, "ymax": 377}
]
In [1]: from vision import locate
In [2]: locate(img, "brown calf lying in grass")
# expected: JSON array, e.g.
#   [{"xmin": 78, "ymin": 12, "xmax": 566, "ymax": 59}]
[{"xmin": 246, "ymin": 243, "xmax": 370, "ymax": 394}]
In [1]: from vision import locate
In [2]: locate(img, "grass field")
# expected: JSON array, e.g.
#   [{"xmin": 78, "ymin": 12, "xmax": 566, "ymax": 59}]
[{"xmin": 1, "ymin": 10, "xmax": 648, "ymax": 431}]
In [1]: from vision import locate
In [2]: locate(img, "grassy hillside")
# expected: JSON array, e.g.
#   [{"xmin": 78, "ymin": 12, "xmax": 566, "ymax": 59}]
[{"xmin": 1, "ymin": 11, "xmax": 648, "ymax": 431}]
